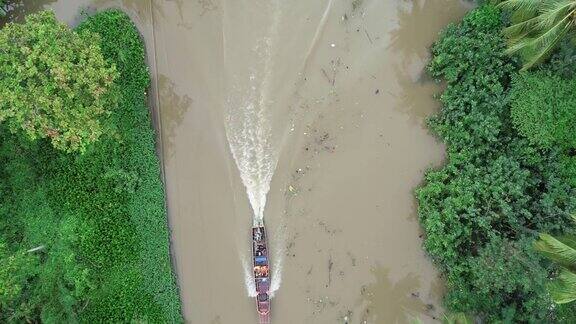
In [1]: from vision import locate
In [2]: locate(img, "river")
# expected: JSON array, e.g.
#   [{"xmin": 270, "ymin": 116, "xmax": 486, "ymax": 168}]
[{"xmin": 5, "ymin": 1, "xmax": 472, "ymax": 323}]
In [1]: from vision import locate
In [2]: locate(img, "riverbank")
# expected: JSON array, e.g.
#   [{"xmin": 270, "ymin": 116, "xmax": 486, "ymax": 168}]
[
  {"xmin": 417, "ymin": 4, "xmax": 576, "ymax": 322},
  {"xmin": 0, "ymin": 9, "xmax": 182, "ymax": 322},
  {"xmin": 2, "ymin": 1, "xmax": 478, "ymax": 322}
]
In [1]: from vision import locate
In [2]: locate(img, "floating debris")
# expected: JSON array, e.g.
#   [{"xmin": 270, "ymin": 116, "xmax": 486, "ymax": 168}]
[{"xmin": 364, "ymin": 29, "xmax": 373, "ymax": 44}]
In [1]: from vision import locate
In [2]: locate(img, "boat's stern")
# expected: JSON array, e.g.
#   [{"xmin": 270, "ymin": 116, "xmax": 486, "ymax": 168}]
[{"xmin": 257, "ymin": 293, "xmax": 271, "ymax": 323}]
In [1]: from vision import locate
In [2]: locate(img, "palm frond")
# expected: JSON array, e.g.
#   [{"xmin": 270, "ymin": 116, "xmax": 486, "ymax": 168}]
[
  {"xmin": 504, "ymin": 15, "xmax": 541, "ymax": 39},
  {"xmin": 505, "ymin": 35, "xmax": 537, "ymax": 54},
  {"xmin": 534, "ymin": 0, "xmax": 574, "ymax": 31},
  {"xmin": 557, "ymin": 235, "xmax": 576, "ymax": 251},
  {"xmin": 517, "ymin": 18, "xmax": 572, "ymax": 69},
  {"xmin": 548, "ymin": 268, "xmax": 576, "ymax": 304},
  {"xmin": 501, "ymin": 0, "xmax": 576, "ymax": 69},
  {"xmin": 499, "ymin": 0, "xmax": 541, "ymax": 17},
  {"xmin": 534, "ymin": 233, "xmax": 576, "ymax": 269}
]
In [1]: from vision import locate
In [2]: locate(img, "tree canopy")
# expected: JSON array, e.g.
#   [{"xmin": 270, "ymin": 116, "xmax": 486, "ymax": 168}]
[{"xmin": 0, "ymin": 10, "xmax": 117, "ymax": 153}]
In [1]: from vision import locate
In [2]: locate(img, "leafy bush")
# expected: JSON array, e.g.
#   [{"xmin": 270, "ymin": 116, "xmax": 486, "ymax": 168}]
[
  {"xmin": 0, "ymin": 240, "xmax": 38, "ymax": 321},
  {"xmin": 0, "ymin": 1, "xmax": 8, "ymax": 16},
  {"xmin": 427, "ymin": 5, "xmax": 514, "ymax": 155},
  {"xmin": 417, "ymin": 5, "xmax": 576, "ymax": 322},
  {"xmin": 74, "ymin": 10, "xmax": 182, "ymax": 321},
  {"xmin": 0, "ymin": 10, "xmax": 182, "ymax": 323},
  {"xmin": 0, "ymin": 11, "xmax": 117, "ymax": 153},
  {"xmin": 510, "ymin": 71, "xmax": 576, "ymax": 149},
  {"xmin": 545, "ymin": 39, "xmax": 576, "ymax": 79}
]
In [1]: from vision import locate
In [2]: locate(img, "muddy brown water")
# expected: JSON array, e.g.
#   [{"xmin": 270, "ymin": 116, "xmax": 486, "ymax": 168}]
[{"xmin": 7, "ymin": 1, "xmax": 472, "ymax": 323}]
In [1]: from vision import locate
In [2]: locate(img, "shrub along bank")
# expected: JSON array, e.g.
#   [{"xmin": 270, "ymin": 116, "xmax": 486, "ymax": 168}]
[
  {"xmin": 417, "ymin": 5, "xmax": 576, "ymax": 322},
  {"xmin": 0, "ymin": 10, "xmax": 182, "ymax": 323}
]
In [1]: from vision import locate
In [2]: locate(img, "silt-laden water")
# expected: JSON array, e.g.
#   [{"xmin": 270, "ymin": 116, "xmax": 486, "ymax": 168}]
[{"xmin": 12, "ymin": 1, "xmax": 472, "ymax": 323}]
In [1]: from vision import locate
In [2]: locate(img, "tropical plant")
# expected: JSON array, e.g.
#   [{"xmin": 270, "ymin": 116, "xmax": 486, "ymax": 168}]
[
  {"xmin": 0, "ymin": 1, "xmax": 6, "ymax": 16},
  {"xmin": 0, "ymin": 240, "xmax": 38, "ymax": 317},
  {"xmin": 418, "ymin": 4, "xmax": 576, "ymax": 322},
  {"xmin": 0, "ymin": 10, "xmax": 182, "ymax": 322},
  {"xmin": 499, "ymin": 0, "xmax": 576, "ymax": 70},
  {"xmin": 509, "ymin": 70, "xmax": 576, "ymax": 149},
  {"xmin": 0, "ymin": 10, "xmax": 117, "ymax": 153},
  {"xmin": 534, "ymin": 215, "xmax": 576, "ymax": 304}
]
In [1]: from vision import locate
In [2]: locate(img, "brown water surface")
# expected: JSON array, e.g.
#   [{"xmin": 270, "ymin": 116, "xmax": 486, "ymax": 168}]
[{"xmin": 7, "ymin": 1, "xmax": 472, "ymax": 323}]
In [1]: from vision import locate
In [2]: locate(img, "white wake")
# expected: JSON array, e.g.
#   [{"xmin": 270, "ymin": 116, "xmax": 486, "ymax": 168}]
[{"xmin": 223, "ymin": 0, "xmax": 284, "ymax": 298}]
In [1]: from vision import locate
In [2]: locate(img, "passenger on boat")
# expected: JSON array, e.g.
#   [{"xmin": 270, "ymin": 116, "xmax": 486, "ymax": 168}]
[
  {"xmin": 254, "ymin": 266, "xmax": 261, "ymax": 277},
  {"xmin": 257, "ymin": 293, "xmax": 269, "ymax": 302},
  {"xmin": 254, "ymin": 265, "xmax": 269, "ymax": 278},
  {"xmin": 260, "ymin": 266, "xmax": 269, "ymax": 277},
  {"xmin": 254, "ymin": 228, "xmax": 262, "ymax": 241}
]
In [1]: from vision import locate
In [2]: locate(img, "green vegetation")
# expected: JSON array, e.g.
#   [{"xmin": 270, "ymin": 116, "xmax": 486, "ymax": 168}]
[
  {"xmin": 0, "ymin": 1, "xmax": 7, "ymax": 16},
  {"xmin": 0, "ymin": 9, "xmax": 182, "ymax": 323},
  {"xmin": 418, "ymin": 4, "xmax": 576, "ymax": 322},
  {"xmin": 534, "ymin": 216, "xmax": 576, "ymax": 305},
  {"xmin": 510, "ymin": 71, "xmax": 576, "ymax": 149},
  {"xmin": 0, "ymin": 11, "xmax": 117, "ymax": 153},
  {"xmin": 500, "ymin": 0, "xmax": 576, "ymax": 70},
  {"xmin": 412, "ymin": 312, "xmax": 473, "ymax": 324}
]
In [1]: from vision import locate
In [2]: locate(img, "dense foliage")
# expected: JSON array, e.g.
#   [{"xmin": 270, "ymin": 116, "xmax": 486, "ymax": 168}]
[
  {"xmin": 0, "ymin": 1, "xmax": 7, "ymax": 16},
  {"xmin": 417, "ymin": 5, "xmax": 576, "ymax": 322},
  {"xmin": 510, "ymin": 71, "xmax": 576, "ymax": 149},
  {"xmin": 0, "ymin": 11, "xmax": 117, "ymax": 153},
  {"xmin": 0, "ymin": 10, "xmax": 182, "ymax": 323}
]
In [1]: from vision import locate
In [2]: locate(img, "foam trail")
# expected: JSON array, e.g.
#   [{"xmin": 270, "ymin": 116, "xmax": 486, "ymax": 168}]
[
  {"xmin": 269, "ymin": 220, "xmax": 286, "ymax": 297},
  {"xmin": 223, "ymin": 0, "xmax": 285, "ymax": 297},
  {"xmin": 227, "ymin": 0, "xmax": 335, "ymax": 299},
  {"xmin": 242, "ymin": 253, "xmax": 258, "ymax": 297},
  {"xmin": 225, "ymin": 97, "xmax": 277, "ymax": 225},
  {"xmin": 265, "ymin": 0, "xmax": 334, "ymax": 297}
]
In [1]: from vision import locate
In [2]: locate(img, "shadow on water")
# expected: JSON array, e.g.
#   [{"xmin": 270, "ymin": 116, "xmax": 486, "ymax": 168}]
[
  {"xmin": 386, "ymin": 0, "xmax": 472, "ymax": 124},
  {"xmin": 390, "ymin": 63, "xmax": 441, "ymax": 126},
  {"xmin": 0, "ymin": 0, "xmax": 56, "ymax": 24},
  {"xmin": 91, "ymin": 0, "xmax": 159, "ymax": 22},
  {"xmin": 358, "ymin": 266, "xmax": 429, "ymax": 323},
  {"xmin": 388, "ymin": 0, "xmax": 473, "ymax": 63},
  {"xmin": 157, "ymin": 74, "xmax": 191, "ymax": 158},
  {"xmin": 98, "ymin": 0, "xmax": 214, "ymax": 29},
  {"xmin": 94, "ymin": 0, "xmax": 191, "ymax": 24}
]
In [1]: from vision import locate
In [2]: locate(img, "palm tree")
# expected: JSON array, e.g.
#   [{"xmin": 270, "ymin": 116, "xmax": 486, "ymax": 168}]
[
  {"xmin": 534, "ymin": 215, "xmax": 576, "ymax": 304},
  {"xmin": 499, "ymin": 0, "xmax": 576, "ymax": 70}
]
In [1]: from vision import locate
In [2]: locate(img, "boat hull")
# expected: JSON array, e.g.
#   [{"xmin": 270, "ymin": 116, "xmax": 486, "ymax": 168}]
[{"xmin": 252, "ymin": 225, "xmax": 271, "ymax": 323}]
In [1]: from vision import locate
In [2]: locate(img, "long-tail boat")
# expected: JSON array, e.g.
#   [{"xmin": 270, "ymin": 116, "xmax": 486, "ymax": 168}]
[{"xmin": 252, "ymin": 221, "xmax": 271, "ymax": 323}]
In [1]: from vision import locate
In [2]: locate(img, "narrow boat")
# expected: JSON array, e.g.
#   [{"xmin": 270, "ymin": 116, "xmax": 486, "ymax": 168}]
[{"xmin": 252, "ymin": 221, "xmax": 271, "ymax": 324}]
